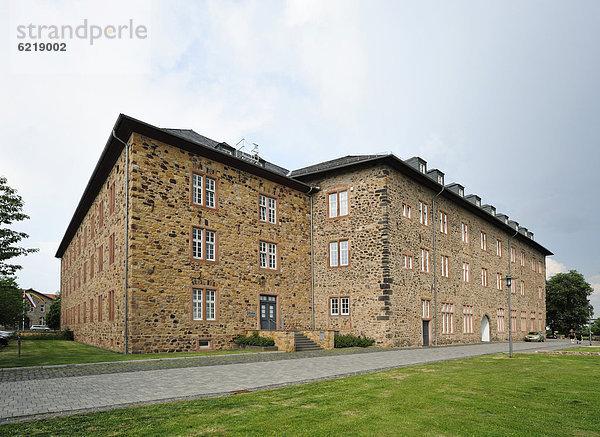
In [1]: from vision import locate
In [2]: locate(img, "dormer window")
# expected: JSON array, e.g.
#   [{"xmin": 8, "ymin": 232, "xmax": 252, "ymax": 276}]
[
  {"xmin": 476, "ymin": 199, "xmax": 481, "ymax": 207},
  {"xmin": 458, "ymin": 188, "xmax": 464, "ymax": 197},
  {"xmin": 437, "ymin": 175, "xmax": 443, "ymax": 185},
  {"xmin": 419, "ymin": 163, "xmax": 426, "ymax": 174}
]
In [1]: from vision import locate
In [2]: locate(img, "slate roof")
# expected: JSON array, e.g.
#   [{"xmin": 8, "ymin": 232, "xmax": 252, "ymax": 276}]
[{"xmin": 290, "ymin": 155, "xmax": 388, "ymax": 178}]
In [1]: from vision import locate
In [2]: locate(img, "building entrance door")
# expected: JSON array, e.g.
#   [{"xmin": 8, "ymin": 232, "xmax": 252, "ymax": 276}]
[
  {"xmin": 481, "ymin": 315, "xmax": 490, "ymax": 342},
  {"xmin": 422, "ymin": 320, "xmax": 430, "ymax": 346},
  {"xmin": 260, "ymin": 295, "xmax": 277, "ymax": 330}
]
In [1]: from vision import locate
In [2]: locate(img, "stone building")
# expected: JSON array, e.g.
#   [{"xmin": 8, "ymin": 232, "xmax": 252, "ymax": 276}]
[
  {"xmin": 56, "ymin": 114, "xmax": 551, "ymax": 353},
  {"xmin": 23, "ymin": 289, "xmax": 56, "ymax": 328}
]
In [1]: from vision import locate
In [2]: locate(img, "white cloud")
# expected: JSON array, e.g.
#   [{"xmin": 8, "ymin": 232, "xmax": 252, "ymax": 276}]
[{"xmin": 546, "ymin": 258, "xmax": 568, "ymax": 280}]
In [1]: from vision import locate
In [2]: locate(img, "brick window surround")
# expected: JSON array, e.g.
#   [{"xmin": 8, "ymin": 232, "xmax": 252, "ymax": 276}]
[
  {"xmin": 192, "ymin": 288, "xmax": 218, "ymax": 321},
  {"xmin": 328, "ymin": 189, "xmax": 349, "ymax": 219},
  {"xmin": 191, "ymin": 172, "xmax": 218, "ymax": 209},
  {"xmin": 329, "ymin": 240, "xmax": 349, "ymax": 268},
  {"xmin": 260, "ymin": 240, "xmax": 278, "ymax": 270},
  {"xmin": 259, "ymin": 194, "xmax": 277, "ymax": 224},
  {"xmin": 191, "ymin": 227, "xmax": 218, "ymax": 263},
  {"xmin": 442, "ymin": 303, "xmax": 454, "ymax": 334}
]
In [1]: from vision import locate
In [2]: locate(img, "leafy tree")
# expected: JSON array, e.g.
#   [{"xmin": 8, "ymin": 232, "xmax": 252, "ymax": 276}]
[
  {"xmin": 0, "ymin": 276, "xmax": 25, "ymax": 327},
  {"xmin": 584, "ymin": 318, "xmax": 600, "ymax": 337},
  {"xmin": 0, "ymin": 176, "xmax": 38, "ymax": 276},
  {"xmin": 46, "ymin": 296, "xmax": 61, "ymax": 330},
  {"xmin": 546, "ymin": 270, "xmax": 593, "ymax": 335}
]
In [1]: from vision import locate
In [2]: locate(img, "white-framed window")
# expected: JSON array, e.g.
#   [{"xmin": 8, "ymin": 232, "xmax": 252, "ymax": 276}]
[
  {"xmin": 520, "ymin": 251, "xmax": 525, "ymax": 266},
  {"xmin": 329, "ymin": 240, "xmax": 349, "ymax": 267},
  {"xmin": 461, "ymin": 222, "xmax": 469, "ymax": 244},
  {"xmin": 480, "ymin": 232, "xmax": 487, "ymax": 251},
  {"xmin": 496, "ymin": 273, "xmax": 503, "ymax": 290},
  {"xmin": 440, "ymin": 255, "xmax": 449, "ymax": 278},
  {"xmin": 511, "ymin": 310, "xmax": 517, "ymax": 332},
  {"xmin": 420, "ymin": 248, "xmax": 430, "ymax": 273},
  {"xmin": 538, "ymin": 313, "xmax": 543, "ymax": 331},
  {"xmin": 422, "ymin": 299, "xmax": 430, "ymax": 318},
  {"xmin": 497, "ymin": 308, "xmax": 505, "ymax": 332},
  {"xmin": 496, "ymin": 239, "xmax": 502, "ymax": 257},
  {"xmin": 402, "ymin": 254, "xmax": 413, "ymax": 269},
  {"xmin": 530, "ymin": 312, "xmax": 536, "ymax": 331},
  {"xmin": 538, "ymin": 286, "xmax": 543, "ymax": 300},
  {"xmin": 330, "ymin": 297, "xmax": 339, "ymax": 315},
  {"xmin": 192, "ymin": 228, "xmax": 216, "ymax": 261},
  {"xmin": 520, "ymin": 280, "xmax": 525, "ymax": 296},
  {"xmin": 341, "ymin": 297, "xmax": 350, "ymax": 315},
  {"xmin": 531, "ymin": 258, "xmax": 536, "ymax": 271},
  {"xmin": 521, "ymin": 311, "xmax": 527, "ymax": 332},
  {"xmin": 192, "ymin": 288, "xmax": 217, "ymax": 321},
  {"xmin": 402, "ymin": 203, "xmax": 412, "ymax": 219},
  {"xmin": 463, "ymin": 305, "xmax": 473, "ymax": 334},
  {"xmin": 328, "ymin": 190, "xmax": 349, "ymax": 218},
  {"xmin": 192, "ymin": 173, "xmax": 216, "ymax": 208},
  {"xmin": 260, "ymin": 241, "xmax": 277, "ymax": 270},
  {"xmin": 462, "ymin": 262, "xmax": 470, "ymax": 282},
  {"xmin": 510, "ymin": 247, "xmax": 516, "ymax": 263},
  {"xmin": 439, "ymin": 211, "xmax": 448, "ymax": 234},
  {"xmin": 259, "ymin": 195, "xmax": 277, "ymax": 224},
  {"xmin": 419, "ymin": 162, "xmax": 426, "ymax": 173},
  {"xmin": 511, "ymin": 281, "xmax": 516, "ymax": 294},
  {"xmin": 419, "ymin": 201, "xmax": 428, "ymax": 225},
  {"xmin": 538, "ymin": 261, "xmax": 543, "ymax": 274},
  {"xmin": 442, "ymin": 303, "xmax": 454, "ymax": 334},
  {"xmin": 481, "ymin": 268, "xmax": 488, "ymax": 287}
]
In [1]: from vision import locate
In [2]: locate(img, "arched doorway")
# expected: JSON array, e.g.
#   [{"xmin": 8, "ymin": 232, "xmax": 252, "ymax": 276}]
[{"xmin": 481, "ymin": 315, "xmax": 490, "ymax": 342}]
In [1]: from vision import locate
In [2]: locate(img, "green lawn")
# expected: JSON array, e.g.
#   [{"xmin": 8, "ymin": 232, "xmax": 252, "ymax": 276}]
[
  {"xmin": 1, "ymin": 353, "xmax": 599, "ymax": 436},
  {"xmin": 0, "ymin": 339, "xmax": 253, "ymax": 368},
  {"xmin": 562, "ymin": 346, "xmax": 600, "ymax": 352}
]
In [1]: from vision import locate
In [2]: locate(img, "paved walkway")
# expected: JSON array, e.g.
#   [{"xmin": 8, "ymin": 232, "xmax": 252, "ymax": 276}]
[{"xmin": 0, "ymin": 340, "xmax": 577, "ymax": 423}]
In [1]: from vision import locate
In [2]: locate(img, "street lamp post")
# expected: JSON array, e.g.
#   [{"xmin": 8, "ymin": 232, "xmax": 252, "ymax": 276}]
[{"xmin": 506, "ymin": 274, "xmax": 513, "ymax": 358}]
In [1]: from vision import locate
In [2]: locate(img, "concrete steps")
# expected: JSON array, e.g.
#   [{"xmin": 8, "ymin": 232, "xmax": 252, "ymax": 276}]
[{"xmin": 294, "ymin": 332, "xmax": 323, "ymax": 352}]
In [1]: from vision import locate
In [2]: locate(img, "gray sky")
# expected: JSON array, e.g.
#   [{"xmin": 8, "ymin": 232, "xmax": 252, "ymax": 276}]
[{"xmin": 1, "ymin": 0, "xmax": 599, "ymax": 315}]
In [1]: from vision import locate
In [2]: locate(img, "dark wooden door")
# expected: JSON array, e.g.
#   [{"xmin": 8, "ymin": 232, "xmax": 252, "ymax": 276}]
[
  {"xmin": 260, "ymin": 295, "xmax": 277, "ymax": 330},
  {"xmin": 422, "ymin": 320, "xmax": 430, "ymax": 346}
]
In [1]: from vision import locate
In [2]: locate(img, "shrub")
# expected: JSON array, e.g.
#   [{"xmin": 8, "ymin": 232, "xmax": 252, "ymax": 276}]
[
  {"xmin": 334, "ymin": 334, "xmax": 375, "ymax": 348},
  {"xmin": 62, "ymin": 328, "xmax": 74, "ymax": 341},
  {"xmin": 234, "ymin": 331, "xmax": 275, "ymax": 347},
  {"xmin": 24, "ymin": 333, "xmax": 64, "ymax": 340}
]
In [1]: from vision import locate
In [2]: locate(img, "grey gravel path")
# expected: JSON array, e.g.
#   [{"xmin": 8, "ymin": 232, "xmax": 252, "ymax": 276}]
[{"xmin": 0, "ymin": 340, "xmax": 575, "ymax": 423}]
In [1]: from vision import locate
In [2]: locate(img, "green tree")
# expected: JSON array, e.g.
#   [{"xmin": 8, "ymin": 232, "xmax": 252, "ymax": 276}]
[
  {"xmin": 0, "ymin": 276, "xmax": 25, "ymax": 327},
  {"xmin": 546, "ymin": 270, "xmax": 593, "ymax": 335},
  {"xmin": 0, "ymin": 175, "xmax": 38, "ymax": 276},
  {"xmin": 46, "ymin": 296, "xmax": 61, "ymax": 330}
]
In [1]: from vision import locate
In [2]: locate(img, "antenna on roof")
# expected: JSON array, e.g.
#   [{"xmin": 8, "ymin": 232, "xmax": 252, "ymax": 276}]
[{"xmin": 235, "ymin": 138, "xmax": 260, "ymax": 165}]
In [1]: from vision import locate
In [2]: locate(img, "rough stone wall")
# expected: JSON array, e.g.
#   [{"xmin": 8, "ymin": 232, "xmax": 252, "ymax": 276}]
[
  {"xmin": 303, "ymin": 164, "xmax": 546, "ymax": 347},
  {"xmin": 60, "ymin": 148, "xmax": 128, "ymax": 352},
  {"xmin": 385, "ymin": 165, "xmax": 547, "ymax": 346},
  {"xmin": 126, "ymin": 133, "xmax": 312, "ymax": 353},
  {"xmin": 303, "ymin": 165, "xmax": 392, "ymax": 345}
]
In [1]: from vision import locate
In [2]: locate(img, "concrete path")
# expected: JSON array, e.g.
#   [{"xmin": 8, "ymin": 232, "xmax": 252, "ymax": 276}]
[{"xmin": 0, "ymin": 340, "xmax": 577, "ymax": 423}]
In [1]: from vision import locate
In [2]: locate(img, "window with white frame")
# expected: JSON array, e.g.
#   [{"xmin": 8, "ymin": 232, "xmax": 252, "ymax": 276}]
[
  {"xmin": 510, "ymin": 247, "xmax": 516, "ymax": 263},
  {"xmin": 530, "ymin": 312, "xmax": 536, "ymax": 331},
  {"xmin": 442, "ymin": 303, "xmax": 454, "ymax": 334},
  {"xmin": 341, "ymin": 297, "xmax": 350, "ymax": 315},
  {"xmin": 402, "ymin": 254, "xmax": 413, "ymax": 269},
  {"xmin": 497, "ymin": 308, "xmax": 505, "ymax": 332},
  {"xmin": 511, "ymin": 280, "xmax": 516, "ymax": 294},
  {"xmin": 496, "ymin": 273, "xmax": 503, "ymax": 290},
  {"xmin": 402, "ymin": 203, "xmax": 412, "ymax": 219},
  {"xmin": 463, "ymin": 305, "xmax": 473, "ymax": 334},
  {"xmin": 422, "ymin": 299, "xmax": 430, "ymax": 318},
  {"xmin": 259, "ymin": 195, "xmax": 277, "ymax": 224},
  {"xmin": 260, "ymin": 241, "xmax": 277, "ymax": 269},
  {"xmin": 520, "ymin": 251, "xmax": 525, "ymax": 266},
  {"xmin": 538, "ymin": 313, "xmax": 543, "ymax": 331},
  {"xmin": 192, "ymin": 173, "xmax": 216, "ymax": 208},
  {"xmin": 538, "ymin": 286, "xmax": 543, "ymax": 300},
  {"xmin": 480, "ymin": 232, "xmax": 487, "ymax": 251},
  {"xmin": 538, "ymin": 261, "xmax": 543, "ymax": 274},
  {"xmin": 329, "ymin": 240, "xmax": 349, "ymax": 267},
  {"xmin": 420, "ymin": 248, "xmax": 430, "ymax": 272},
  {"xmin": 330, "ymin": 297, "xmax": 339, "ymax": 315},
  {"xmin": 461, "ymin": 222, "xmax": 469, "ymax": 243},
  {"xmin": 481, "ymin": 268, "xmax": 488, "ymax": 287},
  {"xmin": 521, "ymin": 311, "xmax": 527, "ymax": 332},
  {"xmin": 419, "ymin": 201, "xmax": 428, "ymax": 225},
  {"xmin": 520, "ymin": 280, "xmax": 525, "ymax": 296},
  {"xmin": 531, "ymin": 258, "xmax": 536, "ymax": 271},
  {"xmin": 328, "ymin": 190, "xmax": 349, "ymax": 218},
  {"xmin": 192, "ymin": 288, "xmax": 217, "ymax": 321},
  {"xmin": 440, "ymin": 255, "xmax": 449, "ymax": 278},
  {"xmin": 511, "ymin": 310, "xmax": 517, "ymax": 331},
  {"xmin": 439, "ymin": 211, "xmax": 448, "ymax": 234},
  {"xmin": 496, "ymin": 239, "xmax": 502, "ymax": 257},
  {"xmin": 462, "ymin": 262, "xmax": 470, "ymax": 282},
  {"xmin": 192, "ymin": 228, "xmax": 216, "ymax": 261}
]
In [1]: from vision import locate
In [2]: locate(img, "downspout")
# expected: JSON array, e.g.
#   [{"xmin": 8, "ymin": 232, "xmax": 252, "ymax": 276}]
[
  {"xmin": 112, "ymin": 130, "xmax": 130, "ymax": 354},
  {"xmin": 431, "ymin": 185, "xmax": 445, "ymax": 346},
  {"xmin": 310, "ymin": 193, "xmax": 315, "ymax": 330},
  {"xmin": 507, "ymin": 228, "xmax": 518, "ymax": 358}
]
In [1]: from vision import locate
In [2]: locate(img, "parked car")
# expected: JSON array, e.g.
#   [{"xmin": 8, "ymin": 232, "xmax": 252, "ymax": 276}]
[
  {"xmin": 524, "ymin": 331, "xmax": 545, "ymax": 342},
  {"xmin": 30, "ymin": 325, "xmax": 50, "ymax": 332},
  {"xmin": 0, "ymin": 330, "xmax": 13, "ymax": 346}
]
